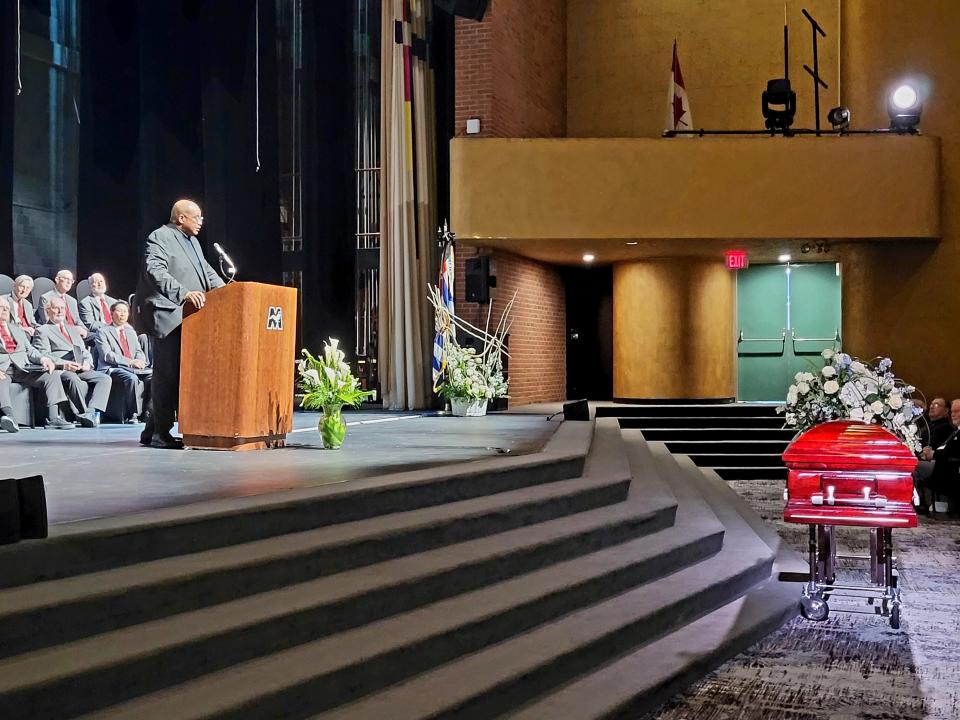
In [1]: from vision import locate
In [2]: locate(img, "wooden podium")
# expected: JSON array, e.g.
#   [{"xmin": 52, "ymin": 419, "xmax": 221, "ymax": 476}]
[{"xmin": 179, "ymin": 282, "xmax": 298, "ymax": 450}]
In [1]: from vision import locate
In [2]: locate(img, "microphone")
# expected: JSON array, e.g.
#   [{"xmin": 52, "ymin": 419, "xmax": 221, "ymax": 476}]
[{"xmin": 212, "ymin": 242, "xmax": 237, "ymax": 277}]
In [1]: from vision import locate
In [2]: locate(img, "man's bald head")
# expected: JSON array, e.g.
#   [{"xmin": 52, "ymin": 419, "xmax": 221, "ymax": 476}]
[{"xmin": 171, "ymin": 199, "xmax": 204, "ymax": 237}]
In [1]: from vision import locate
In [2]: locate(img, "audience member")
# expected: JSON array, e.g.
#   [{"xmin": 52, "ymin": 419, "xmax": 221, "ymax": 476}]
[
  {"xmin": 918, "ymin": 397, "xmax": 953, "ymax": 459},
  {"xmin": 33, "ymin": 296, "xmax": 111, "ymax": 427},
  {"xmin": 78, "ymin": 272, "xmax": 118, "ymax": 335},
  {"xmin": 3, "ymin": 275, "xmax": 38, "ymax": 337},
  {"xmin": 0, "ymin": 302, "xmax": 73, "ymax": 430},
  {"xmin": 96, "ymin": 301, "xmax": 151, "ymax": 423},
  {"xmin": 37, "ymin": 269, "xmax": 88, "ymax": 338}
]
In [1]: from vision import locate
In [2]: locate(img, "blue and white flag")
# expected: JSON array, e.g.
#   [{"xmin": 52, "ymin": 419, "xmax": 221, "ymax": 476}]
[{"xmin": 432, "ymin": 240, "xmax": 455, "ymax": 391}]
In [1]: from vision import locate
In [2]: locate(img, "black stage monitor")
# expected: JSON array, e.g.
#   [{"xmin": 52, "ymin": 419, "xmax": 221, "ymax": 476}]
[
  {"xmin": 563, "ymin": 399, "xmax": 590, "ymax": 421},
  {"xmin": 435, "ymin": 0, "xmax": 489, "ymax": 21}
]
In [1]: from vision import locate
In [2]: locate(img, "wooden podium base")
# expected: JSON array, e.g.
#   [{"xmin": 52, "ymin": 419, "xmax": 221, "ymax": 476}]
[{"xmin": 183, "ymin": 434, "xmax": 288, "ymax": 451}]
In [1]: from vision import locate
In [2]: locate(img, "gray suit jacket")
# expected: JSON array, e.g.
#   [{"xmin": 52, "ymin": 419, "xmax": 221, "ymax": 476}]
[
  {"xmin": 33, "ymin": 322, "xmax": 94, "ymax": 369},
  {"xmin": 136, "ymin": 223, "xmax": 225, "ymax": 339},
  {"xmin": 79, "ymin": 293, "xmax": 118, "ymax": 333},
  {"xmin": 37, "ymin": 291, "xmax": 88, "ymax": 331},
  {"xmin": 0, "ymin": 321, "xmax": 50, "ymax": 373},
  {"xmin": 3, "ymin": 293, "xmax": 38, "ymax": 330},
  {"xmin": 96, "ymin": 324, "xmax": 147, "ymax": 370}
]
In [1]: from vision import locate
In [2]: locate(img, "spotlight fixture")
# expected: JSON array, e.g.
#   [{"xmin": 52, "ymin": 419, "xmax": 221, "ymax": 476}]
[
  {"xmin": 887, "ymin": 83, "xmax": 922, "ymax": 133},
  {"xmin": 778, "ymin": 253, "xmax": 791, "ymax": 263},
  {"xmin": 800, "ymin": 243, "xmax": 812, "ymax": 254},
  {"xmin": 582, "ymin": 253, "xmax": 595, "ymax": 263},
  {"xmin": 827, "ymin": 106, "xmax": 851, "ymax": 131},
  {"xmin": 761, "ymin": 78, "xmax": 797, "ymax": 132}
]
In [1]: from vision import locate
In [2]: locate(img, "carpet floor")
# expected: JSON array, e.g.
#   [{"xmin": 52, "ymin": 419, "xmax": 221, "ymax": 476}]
[{"xmin": 647, "ymin": 477, "xmax": 960, "ymax": 720}]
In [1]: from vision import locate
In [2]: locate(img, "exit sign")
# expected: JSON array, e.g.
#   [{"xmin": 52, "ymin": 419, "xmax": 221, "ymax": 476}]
[{"xmin": 725, "ymin": 249, "xmax": 749, "ymax": 270}]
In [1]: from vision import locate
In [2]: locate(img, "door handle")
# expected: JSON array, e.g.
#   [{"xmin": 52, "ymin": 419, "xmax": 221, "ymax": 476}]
[
  {"xmin": 791, "ymin": 328, "xmax": 841, "ymax": 354},
  {"xmin": 737, "ymin": 329, "xmax": 786, "ymax": 356}
]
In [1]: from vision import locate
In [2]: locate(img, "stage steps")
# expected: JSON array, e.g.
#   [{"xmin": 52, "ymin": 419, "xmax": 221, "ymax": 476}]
[
  {"xmin": 600, "ymin": 403, "xmax": 791, "ymax": 481},
  {"xmin": 0, "ymin": 417, "xmax": 801, "ymax": 719}
]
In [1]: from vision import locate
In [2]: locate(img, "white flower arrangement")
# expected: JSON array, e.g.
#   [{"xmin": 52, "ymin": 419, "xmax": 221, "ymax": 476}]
[
  {"xmin": 778, "ymin": 349, "xmax": 923, "ymax": 452},
  {"xmin": 298, "ymin": 338, "xmax": 374, "ymax": 409},
  {"xmin": 439, "ymin": 343, "xmax": 508, "ymax": 400}
]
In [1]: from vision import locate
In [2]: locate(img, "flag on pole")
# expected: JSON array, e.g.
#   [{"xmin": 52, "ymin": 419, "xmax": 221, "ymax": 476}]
[
  {"xmin": 666, "ymin": 40, "xmax": 693, "ymax": 132},
  {"xmin": 432, "ymin": 238, "xmax": 456, "ymax": 391}
]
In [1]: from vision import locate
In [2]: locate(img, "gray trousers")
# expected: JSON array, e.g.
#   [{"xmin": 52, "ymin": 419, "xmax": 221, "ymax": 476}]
[
  {"xmin": 61, "ymin": 370, "xmax": 112, "ymax": 415},
  {"xmin": 8, "ymin": 367, "xmax": 69, "ymax": 407}
]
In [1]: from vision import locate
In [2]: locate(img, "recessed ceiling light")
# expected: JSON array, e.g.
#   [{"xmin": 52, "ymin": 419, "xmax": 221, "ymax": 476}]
[
  {"xmin": 778, "ymin": 253, "xmax": 791, "ymax": 263},
  {"xmin": 626, "ymin": 241, "xmax": 638, "ymax": 246},
  {"xmin": 583, "ymin": 253, "xmax": 595, "ymax": 263}
]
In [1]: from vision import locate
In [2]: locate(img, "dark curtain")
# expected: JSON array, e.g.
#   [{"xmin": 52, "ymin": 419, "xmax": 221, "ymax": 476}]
[
  {"xmin": 300, "ymin": 0, "xmax": 355, "ymax": 353},
  {"xmin": 0, "ymin": 1, "xmax": 18, "ymax": 271},
  {"xmin": 76, "ymin": 0, "xmax": 280, "ymax": 300}
]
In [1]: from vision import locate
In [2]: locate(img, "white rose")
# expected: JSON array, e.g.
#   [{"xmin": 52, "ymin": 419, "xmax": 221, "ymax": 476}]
[
  {"xmin": 794, "ymin": 372, "xmax": 805, "ymax": 382},
  {"xmin": 850, "ymin": 361, "xmax": 866, "ymax": 374},
  {"xmin": 822, "ymin": 348, "xmax": 835, "ymax": 360},
  {"xmin": 871, "ymin": 400, "xmax": 885, "ymax": 414},
  {"xmin": 822, "ymin": 366, "xmax": 837, "ymax": 378},
  {"xmin": 849, "ymin": 407, "xmax": 864, "ymax": 420},
  {"xmin": 824, "ymin": 380, "xmax": 840, "ymax": 395},
  {"xmin": 797, "ymin": 381, "xmax": 810, "ymax": 395},
  {"xmin": 802, "ymin": 372, "xmax": 816, "ymax": 382},
  {"xmin": 863, "ymin": 411, "xmax": 874, "ymax": 423},
  {"xmin": 786, "ymin": 392, "xmax": 798, "ymax": 406},
  {"xmin": 888, "ymin": 394, "xmax": 903, "ymax": 410}
]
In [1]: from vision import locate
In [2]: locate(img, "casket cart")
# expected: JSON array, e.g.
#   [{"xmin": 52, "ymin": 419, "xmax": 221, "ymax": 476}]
[{"xmin": 783, "ymin": 420, "xmax": 917, "ymax": 629}]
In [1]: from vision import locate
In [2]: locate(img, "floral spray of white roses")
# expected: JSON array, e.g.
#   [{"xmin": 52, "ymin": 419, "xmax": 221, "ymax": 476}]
[{"xmin": 778, "ymin": 349, "xmax": 923, "ymax": 452}]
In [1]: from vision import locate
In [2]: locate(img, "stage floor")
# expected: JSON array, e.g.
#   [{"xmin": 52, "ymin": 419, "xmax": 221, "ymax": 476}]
[{"xmin": 0, "ymin": 410, "xmax": 558, "ymax": 526}]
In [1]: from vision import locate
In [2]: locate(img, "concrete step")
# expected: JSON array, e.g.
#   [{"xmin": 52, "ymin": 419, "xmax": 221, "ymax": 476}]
[
  {"xmin": 618, "ymin": 416, "xmax": 787, "ymax": 429},
  {"xmin": 596, "ymin": 404, "xmax": 782, "ymax": 419},
  {"xmin": 0, "ymin": 466, "xmax": 629, "ymax": 659},
  {"xmin": 63, "ymin": 443, "xmax": 724, "ymax": 720},
  {"xmin": 0, "ymin": 422, "xmax": 590, "ymax": 589},
  {"xmin": 508, "ymin": 575, "xmax": 799, "ymax": 720},
  {"xmin": 687, "ymin": 453, "xmax": 786, "ymax": 468},
  {"xmin": 642, "ymin": 428, "xmax": 795, "ymax": 442},
  {"xmin": 666, "ymin": 439, "xmax": 791, "ymax": 455},
  {"xmin": 713, "ymin": 466, "xmax": 788, "ymax": 481}
]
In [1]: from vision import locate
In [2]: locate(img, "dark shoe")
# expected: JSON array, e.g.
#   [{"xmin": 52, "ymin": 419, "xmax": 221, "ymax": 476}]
[
  {"xmin": 77, "ymin": 411, "xmax": 100, "ymax": 428},
  {"xmin": 149, "ymin": 433, "xmax": 184, "ymax": 450},
  {"xmin": 44, "ymin": 417, "xmax": 75, "ymax": 430},
  {"xmin": 139, "ymin": 428, "xmax": 152, "ymax": 445},
  {"xmin": 0, "ymin": 416, "xmax": 18, "ymax": 433}
]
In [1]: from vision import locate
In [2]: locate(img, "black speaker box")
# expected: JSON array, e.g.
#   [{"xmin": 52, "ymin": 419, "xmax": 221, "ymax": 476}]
[
  {"xmin": 563, "ymin": 399, "xmax": 590, "ymax": 421},
  {"xmin": 434, "ymin": 0, "xmax": 489, "ymax": 21},
  {"xmin": 18, "ymin": 475, "xmax": 48, "ymax": 540},
  {"xmin": 464, "ymin": 256, "xmax": 491, "ymax": 304}
]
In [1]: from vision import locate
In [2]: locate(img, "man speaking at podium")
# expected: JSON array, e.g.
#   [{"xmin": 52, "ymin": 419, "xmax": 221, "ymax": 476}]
[{"xmin": 136, "ymin": 199, "xmax": 224, "ymax": 449}]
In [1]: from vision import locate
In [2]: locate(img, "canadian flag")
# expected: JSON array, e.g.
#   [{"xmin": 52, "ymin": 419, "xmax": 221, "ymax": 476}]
[{"xmin": 666, "ymin": 40, "xmax": 693, "ymax": 132}]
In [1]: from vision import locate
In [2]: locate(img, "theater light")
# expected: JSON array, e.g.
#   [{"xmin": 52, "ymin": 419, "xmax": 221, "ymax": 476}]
[
  {"xmin": 827, "ymin": 106, "xmax": 851, "ymax": 131},
  {"xmin": 778, "ymin": 253, "xmax": 791, "ymax": 263},
  {"xmin": 888, "ymin": 83, "xmax": 922, "ymax": 133},
  {"xmin": 582, "ymin": 253, "xmax": 595, "ymax": 263}
]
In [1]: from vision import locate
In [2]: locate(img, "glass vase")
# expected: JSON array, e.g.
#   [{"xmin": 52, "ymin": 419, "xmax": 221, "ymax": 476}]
[{"xmin": 319, "ymin": 404, "xmax": 346, "ymax": 449}]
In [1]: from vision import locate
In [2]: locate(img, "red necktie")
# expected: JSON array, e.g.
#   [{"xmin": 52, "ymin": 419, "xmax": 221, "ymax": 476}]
[
  {"xmin": 17, "ymin": 301, "xmax": 27, "ymax": 328},
  {"xmin": 118, "ymin": 327, "xmax": 132, "ymax": 359},
  {"xmin": 62, "ymin": 296, "xmax": 76, "ymax": 326},
  {"xmin": 99, "ymin": 297, "xmax": 112, "ymax": 325},
  {"xmin": 0, "ymin": 324, "xmax": 16, "ymax": 353},
  {"xmin": 59, "ymin": 323, "xmax": 71, "ymax": 343}
]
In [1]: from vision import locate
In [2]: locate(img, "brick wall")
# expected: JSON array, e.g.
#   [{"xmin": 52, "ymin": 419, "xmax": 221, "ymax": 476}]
[
  {"xmin": 454, "ymin": 0, "xmax": 566, "ymax": 138},
  {"xmin": 455, "ymin": 248, "xmax": 567, "ymax": 406}
]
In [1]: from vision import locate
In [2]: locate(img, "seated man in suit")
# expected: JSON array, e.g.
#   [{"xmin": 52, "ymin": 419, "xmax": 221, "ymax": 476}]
[
  {"xmin": 78, "ymin": 272, "xmax": 118, "ymax": 337},
  {"xmin": 0, "ymin": 301, "xmax": 73, "ymax": 430},
  {"xmin": 918, "ymin": 397, "xmax": 954, "ymax": 459},
  {"xmin": 4, "ymin": 275, "xmax": 39, "ymax": 338},
  {"xmin": 96, "ymin": 301, "xmax": 151, "ymax": 423},
  {"xmin": 33, "ymin": 296, "xmax": 112, "ymax": 427},
  {"xmin": 37, "ymin": 269, "xmax": 88, "ymax": 338}
]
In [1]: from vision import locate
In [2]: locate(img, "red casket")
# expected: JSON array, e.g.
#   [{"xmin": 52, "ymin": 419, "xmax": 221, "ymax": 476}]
[{"xmin": 783, "ymin": 420, "xmax": 918, "ymax": 528}]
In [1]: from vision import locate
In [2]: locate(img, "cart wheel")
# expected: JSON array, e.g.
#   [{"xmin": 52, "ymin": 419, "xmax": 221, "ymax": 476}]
[
  {"xmin": 800, "ymin": 595, "xmax": 829, "ymax": 622},
  {"xmin": 890, "ymin": 604, "xmax": 901, "ymax": 630}
]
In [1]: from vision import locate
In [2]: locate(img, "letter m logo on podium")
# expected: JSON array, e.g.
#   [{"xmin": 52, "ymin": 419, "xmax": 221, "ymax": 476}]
[{"xmin": 266, "ymin": 306, "xmax": 283, "ymax": 331}]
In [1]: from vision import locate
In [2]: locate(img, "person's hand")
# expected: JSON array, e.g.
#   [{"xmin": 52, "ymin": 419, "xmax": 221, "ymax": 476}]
[
  {"xmin": 77, "ymin": 326, "xmax": 88, "ymax": 338},
  {"xmin": 23, "ymin": 326, "xmax": 35, "ymax": 337},
  {"xmin": 0, "ymin": 369, "xmax": 7, "ymax": 380},
  {"xmin": 64, "ymin": 361, "xmax": 81, "ymax": 372},
  {"xmin": 184, "ymin": 291, "xmax": 206, "ymax": 309},
  {"xmin": 132, "ymin": 359, "xmax": 146, "ymax": 370},
  {"xmin": 40, "ymin": 357, "xmax": 56, "ymax": 373},
  {"xmin": 922, "ymin": 446, "xmax": 934, "ymax": 461},
  {"xmin": 80, "ymin": 361, "xmax": 91, "ymax": 372}
]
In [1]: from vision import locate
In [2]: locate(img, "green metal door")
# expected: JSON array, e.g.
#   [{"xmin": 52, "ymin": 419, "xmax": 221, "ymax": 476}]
[
  {"xmin": 788, "ymin": 263, "xmax": 842, "ymax": 381},
  {"xmin": 737, "ymin": 263, "xmax": 841, "ymax": 401}
]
